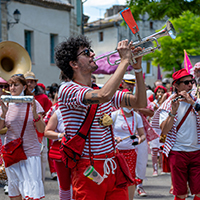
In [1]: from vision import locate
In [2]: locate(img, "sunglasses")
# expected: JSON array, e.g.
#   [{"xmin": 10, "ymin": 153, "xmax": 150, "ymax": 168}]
[
  {"xmin": 0, "ymin": 85, "xmax": 8, "ymax": 89},
  {"xmin": 77, "ymin": 48, "xmax": 94, "ymax": 57},
  {"xmin": 179, "ymin": 79, "xmax": 195, "ymax": 85},
  {"xmin": 11, "ymin": 74, "xmax": 25, "ymax": 78}
]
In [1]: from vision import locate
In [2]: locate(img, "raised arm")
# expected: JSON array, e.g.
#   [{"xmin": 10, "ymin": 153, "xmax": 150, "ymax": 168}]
[
  {"xmin": 83, "ymin": 40, "xmax": 146, "ymax": 106},
  {"xmin": 160, "ymin": 94, "xmax": 179, "ymax": 135}
]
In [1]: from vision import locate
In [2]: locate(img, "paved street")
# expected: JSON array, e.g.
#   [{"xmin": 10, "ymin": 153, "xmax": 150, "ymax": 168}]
[{"xmin": 0, "ymin": 154, "xmax": 195, "ymax": 199}]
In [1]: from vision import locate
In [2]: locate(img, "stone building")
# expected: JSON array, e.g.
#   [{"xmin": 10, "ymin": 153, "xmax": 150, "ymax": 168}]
[{"xmin": 0, "ymin": 0, "xmax": 82, "ymax": 86}]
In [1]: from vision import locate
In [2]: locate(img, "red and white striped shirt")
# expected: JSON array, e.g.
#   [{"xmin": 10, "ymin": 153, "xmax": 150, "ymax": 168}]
[
  {"xmin": 58, "ymin": 81, "xmax": 124, "ymax": 156},
  {"xmin": 151, "ymin": 94, "xmax": 200, "ymax": 157}
]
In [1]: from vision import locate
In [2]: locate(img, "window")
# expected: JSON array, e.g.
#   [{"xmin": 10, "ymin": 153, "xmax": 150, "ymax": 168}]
[
  {"xmin": 25, "ymin": 30, "xmax": 33, "ymax": 60},
  {"xmin": 142, "ymin": 60, "xmax": 152, "ymax": 75},
  {"xmin": 99, "ymin": 32, "xmax": 103, "ymax": 42},
  {"xmin": 50, "ymin": 34, "xmax": 58, "ymax": 64},
  {"xmin": 150, "ymin": 21, "xmax": 153, "ymax": 29}
]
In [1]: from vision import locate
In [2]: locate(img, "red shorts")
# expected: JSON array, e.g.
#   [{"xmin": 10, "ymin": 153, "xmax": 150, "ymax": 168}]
[
  {"xmin": 168, "ymin": 150, "xmax": 200, "ymax": 195},
  {"xmin": 119, "ymin": 149, "xmax": 137, "ymax": 185},
  {"xmin": 71, "ymin": 153, "xmax": 128, "ymax": 200}
]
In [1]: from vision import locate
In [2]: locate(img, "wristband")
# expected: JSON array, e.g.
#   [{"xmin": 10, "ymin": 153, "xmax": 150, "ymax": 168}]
[
  {"xmin": 168, "ymin": 111, "xmax": 176, "ymax": 117},
  {"xmin": 0, "ymin": 116, "xmax": 5, "ymax": 120},
  {"xmin": 134, "ymin": 68, "xmax": 142, "ymax": 73},
  {"xmin": 58, "ymin": 133, "xmax": 62, "ymax": 139},
  {"xmin": 33, "ymin": 115, "xmax": 41, "ymax": 122}
]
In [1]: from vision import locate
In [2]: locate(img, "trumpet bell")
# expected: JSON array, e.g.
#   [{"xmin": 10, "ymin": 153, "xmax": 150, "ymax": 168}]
[
  {"xmin": 0, "ymin": 41, "xmax": 31, "ymax": 81},
  {"xmin": 166, "ymin": 20, "xmax": 176, "ymax": 40}
]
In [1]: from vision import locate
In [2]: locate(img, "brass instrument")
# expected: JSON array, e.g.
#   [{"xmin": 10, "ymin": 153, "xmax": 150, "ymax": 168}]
[
  {"xmin": 0, "ymin": 41, "xmax": 31, "ymax": 81},
  {"xmin": 94, "ymin": 20, "xmax": 176, "ymax": 66}
]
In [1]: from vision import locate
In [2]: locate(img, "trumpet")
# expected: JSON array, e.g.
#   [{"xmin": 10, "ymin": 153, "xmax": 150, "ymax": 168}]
[{"xmin": 94, "ymin": 20, "xmax": 176, "ymax": 66}]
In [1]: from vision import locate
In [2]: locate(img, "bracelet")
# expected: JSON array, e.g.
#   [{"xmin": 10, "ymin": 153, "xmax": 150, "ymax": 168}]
[
  {"xmin": 33, "ymin": 115, "xmax": 41, "ymax": 122},
  {"xmin": 58, "ymin": 133, "xmax": 62, "ymax": 139},
  {"xmin": 0, "ymin": 116, "xmax": 5, "ymax": 121},
  {"xmin": 168, "ymin": 111, "xmax": 176, "ymax": 117},
  {"xmin": 192, "ymin": 101, "xmax": 197, "ymax": 107},
  {"xmin": 134, "ymin": 68, "xmax": 142, "ymax": 73}
]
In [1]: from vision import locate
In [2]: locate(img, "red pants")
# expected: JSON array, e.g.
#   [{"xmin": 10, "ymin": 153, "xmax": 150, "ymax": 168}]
[
  {"xmin": 54, "ymin": 160, "xmax": 71, "ymax": 191},
  {"xmin": 71, "ymin": 156, "xmax": 128, "ymax": 200},
  {"xmin": 168, "ymin": 150, "xmax": 200, "ymax": 195}
]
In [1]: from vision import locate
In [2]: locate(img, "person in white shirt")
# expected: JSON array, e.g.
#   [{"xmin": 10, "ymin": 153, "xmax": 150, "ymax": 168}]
[
  {"xmin": 112, "ymin": 107, "xmax": 145, "ymax": 200},
  {"xmin": 152, "ymin": 68, "xmax": 200, "ymax": 200}
]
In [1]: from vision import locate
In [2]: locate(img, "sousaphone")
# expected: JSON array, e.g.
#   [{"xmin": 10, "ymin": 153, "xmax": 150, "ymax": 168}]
[{"xmin": 0, "ymin": 41, "xmax": 31, "ymax": 81}]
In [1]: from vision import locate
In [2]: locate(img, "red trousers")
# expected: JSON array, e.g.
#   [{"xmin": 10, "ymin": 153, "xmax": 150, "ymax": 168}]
[
  {"xmin": 71, "ymin": 157, "xmax": 128, "ymax": 200},
  {"xmin": 169, "ymin": 150, "xmax": 200, "ymax": 195},
  {"xmin": 54, "ymin": 160, "xmax": 71, "ymax": 191}
]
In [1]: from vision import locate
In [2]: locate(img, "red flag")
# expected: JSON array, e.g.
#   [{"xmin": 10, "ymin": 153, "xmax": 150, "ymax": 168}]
[
  {"xmin": 184, "ymin": 50, "xmax": 193, "ymax": 73},
  {"xmin": 157, "ymin": 64, "xmax": 162, "ymax": 80},
  {"xmin": 120, "ymin": 7, "xmax": 139, "ymax": 34},
  {"xmin": 143, "ymin": 72, "xmax": 145, "ymax": 80}
]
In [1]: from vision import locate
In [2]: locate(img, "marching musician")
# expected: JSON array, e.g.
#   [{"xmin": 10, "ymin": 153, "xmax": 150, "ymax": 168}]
[
  {"xmin": 151, "ymin": 68, "xmax": 200, "ymax": 200},
  {"xmin": 54, "ymin": 35, "xmax": 147, "ymax": 200}
]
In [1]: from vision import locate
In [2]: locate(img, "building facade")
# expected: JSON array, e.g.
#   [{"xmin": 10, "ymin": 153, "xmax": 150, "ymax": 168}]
[{"xmin": 0, "ymin": 0, "xmax": 82, "ymax": 86}]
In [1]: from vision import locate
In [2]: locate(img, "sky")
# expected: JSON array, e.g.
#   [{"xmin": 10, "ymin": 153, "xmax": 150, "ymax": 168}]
[{"xmin": 83, "ymin": 0, "xmax": 127, "ymax": 23}]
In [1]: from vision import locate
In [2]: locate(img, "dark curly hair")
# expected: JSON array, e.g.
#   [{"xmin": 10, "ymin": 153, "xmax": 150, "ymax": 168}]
[{"xmin": 54, "ymin": 35, "xmax": 91, "ymax": 80}]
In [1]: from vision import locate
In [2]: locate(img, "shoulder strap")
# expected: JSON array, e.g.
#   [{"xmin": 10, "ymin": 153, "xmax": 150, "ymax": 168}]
[
  {"xmin": 21, "ymin": 103, "xmax": 30, "ymax": 138},
  {"xmin": 176, "ymin": 105, "xmax": 192, "ymax": 132},
  {"xmin": 77, "ymin": 104, "xmax": 99, "ymax": 139}
]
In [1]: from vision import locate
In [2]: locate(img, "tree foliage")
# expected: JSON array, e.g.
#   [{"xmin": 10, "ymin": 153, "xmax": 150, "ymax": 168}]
[
  {"xmin": 127, "ymin": 0, "xmax": 200, "ymax": 20},
  {"xmin": 143, "ymin": 11, "xmax": 200, "ymax": 75}
]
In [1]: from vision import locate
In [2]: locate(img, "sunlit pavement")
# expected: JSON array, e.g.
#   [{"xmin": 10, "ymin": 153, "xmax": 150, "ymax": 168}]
[{"xmin": 0, "ymin": 154, "xmax": 195, "ymax": 200}]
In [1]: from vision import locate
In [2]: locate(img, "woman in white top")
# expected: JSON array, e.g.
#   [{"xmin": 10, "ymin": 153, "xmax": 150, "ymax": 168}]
[
  {"xmin": 112, "ymin": 106, "xmax": 146, "ymax": 200},
  {"xmin": 0, "ymin": 74, "xmax": 45, "ymax": 200}
]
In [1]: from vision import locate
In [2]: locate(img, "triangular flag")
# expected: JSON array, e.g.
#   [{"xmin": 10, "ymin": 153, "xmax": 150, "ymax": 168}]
[
  {"xmin": 184, "ymin": 50, "xmax": 193, "ymax": 73},
  {"xmin": 120, "ymin": 7, "xmax": 139, "ymax": 34},
  {"xmin": 157, "ymin": 64, "xmax": 162, "ymax": 80},
  {"xmin": 143, "ymin": 72, "xmax": 145, "ymax": 80}
]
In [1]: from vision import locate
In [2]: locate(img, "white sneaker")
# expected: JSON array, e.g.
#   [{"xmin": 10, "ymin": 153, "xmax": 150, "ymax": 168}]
[
  {"xmin": 153, "ymin": 171, "xmax": 158, "ymax": 177},
  {"xmin": 4, "ymin": 185, "xmax": 8, "ymax": 195},
  {"xmin": 51, "ymin": 172, "xmax": 57, "ymax": 180}
]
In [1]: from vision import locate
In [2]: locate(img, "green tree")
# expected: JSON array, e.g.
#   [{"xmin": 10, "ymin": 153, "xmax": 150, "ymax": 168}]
[
  {"xmin": 143, "ymin": 11, "xmax": 200, "ymax": 75},
  {"xmin": 127, "ymin": 0, "xmax": 200, "ymax": 20}
]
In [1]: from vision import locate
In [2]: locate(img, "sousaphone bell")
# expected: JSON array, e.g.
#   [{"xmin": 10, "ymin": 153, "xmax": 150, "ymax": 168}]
[{"xmin": 0, "ymin": 41, "xmax": 31, "ymax": 81}]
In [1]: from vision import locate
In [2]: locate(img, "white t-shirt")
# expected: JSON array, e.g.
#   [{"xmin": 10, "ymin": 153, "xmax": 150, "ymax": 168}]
[
  {"xmin": 159, "ymin": 101, "xmax": 200, "ymax": 151},
  {"xmin": 55, "ymin": 109, "xmax": 65, "ymax": 135},
  {"xmin": 112, "ymin": 110, "xmax": 143, "ymax": 150}
]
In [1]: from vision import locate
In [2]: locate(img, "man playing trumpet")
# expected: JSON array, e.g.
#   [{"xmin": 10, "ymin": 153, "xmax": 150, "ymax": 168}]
[{"xmin": 54, "ymin": 35, "xmax": 147, "ymax": 200}]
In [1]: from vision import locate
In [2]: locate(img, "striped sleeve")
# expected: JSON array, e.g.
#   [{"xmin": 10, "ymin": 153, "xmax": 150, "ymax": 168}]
[{"xmin": 58, "ymin": 82, "xmax": 92, "ymax": 109}]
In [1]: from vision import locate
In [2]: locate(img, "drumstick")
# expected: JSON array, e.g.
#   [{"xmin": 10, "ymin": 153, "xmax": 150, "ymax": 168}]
[{"xmin": 121, "ymin": 135, "xmax": 137, "ymax": 141}]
